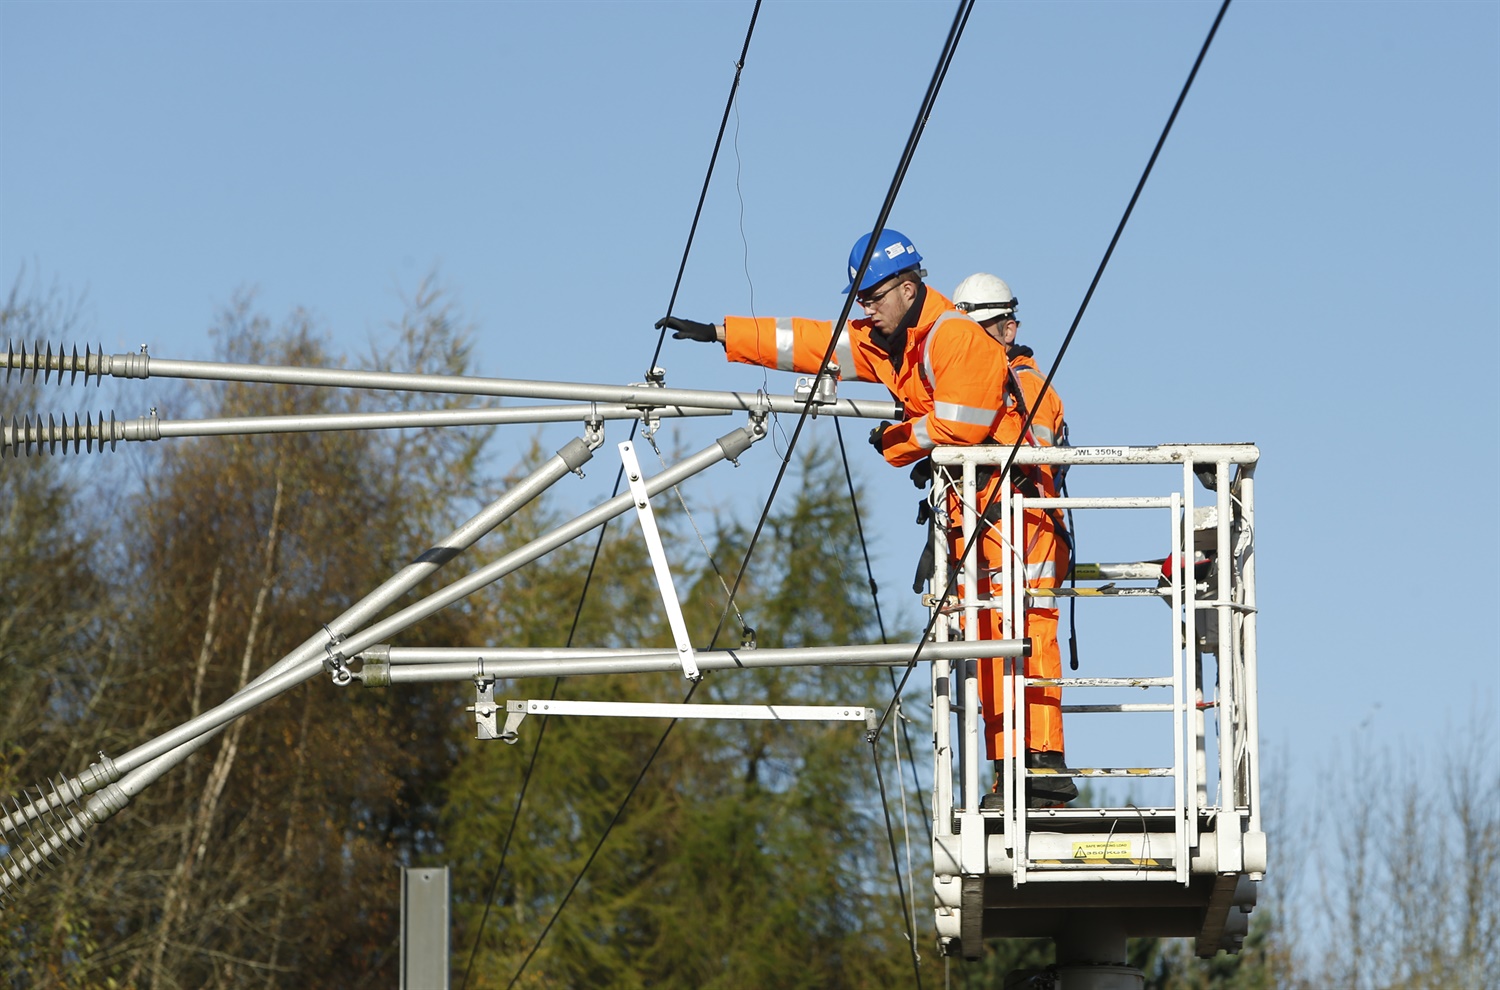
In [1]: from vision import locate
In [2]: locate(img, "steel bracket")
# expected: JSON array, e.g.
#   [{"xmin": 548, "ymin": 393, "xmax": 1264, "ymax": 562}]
[
  {"xmin": 468, "ymin": 678, "xmax": 500, "ymax": 740},
  {"xmin": 627, "ymin": 368, "xmax": 667, "ymax": 438},
  {"xmin": 619, "ymin": 440, "xmax": 700, "ymax": 680},
  {"xmin": 793, "ymin": 373, "xmax": 838, "ymax": 415},
  {"xmin": 499, "ymin": 699, "xmax": 528, "ymax": 744}
]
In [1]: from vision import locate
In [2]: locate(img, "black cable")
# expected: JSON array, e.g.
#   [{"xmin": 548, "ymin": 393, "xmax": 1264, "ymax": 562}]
[
  {"xmin": 505, "ymin": 681, "xmax": 701, "ymax": 989},
  {"xmin": 708, "ymin": 0, "xmax": 977, "ymax": 652},
  {"xmin": 504, "ymin": 7, "xmax": 975, "ymax": 982},
  {"xmin": 871, "ymin": 738, "xmax": 924, "ymax": 990},
  {"xmin": 474, "ymin": 6, "xmax": 766, "ymax": 984},
  {"xmin": 457, "ymin": 463, "xmax": 622, "ymax": 989},
  {"xmin": 870, "ymin": 0, "xmax": 1233, "ymax": 740},
  {"xmin": 834, "ymin": 417, "xmax": 933, "ymax": 841},
  {"xmin": 648, "ymin": 0, "xmax": 764, "ymax": 374}
]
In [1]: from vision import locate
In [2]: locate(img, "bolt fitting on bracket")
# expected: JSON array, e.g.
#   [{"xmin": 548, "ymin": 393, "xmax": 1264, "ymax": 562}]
[
  {"xmin": 322, "ymin": 626, "xmax": 353, "ymax": 685},
  {"xmin": 794, "ymin": 374, "xmax": 838, "ymax": 415},
  {"xmin": 579, "ymin": 404, "xmax": 606, "ymax": 463},
  {"xmin": 468, "ymin": 678, "xmax": 501, "ymax": 740}
]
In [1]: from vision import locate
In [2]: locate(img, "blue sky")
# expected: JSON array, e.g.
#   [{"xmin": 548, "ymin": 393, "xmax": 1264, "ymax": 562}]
[{"xmin": 3, "ymin": 0, "xmax": 1497, "ymax": 924}]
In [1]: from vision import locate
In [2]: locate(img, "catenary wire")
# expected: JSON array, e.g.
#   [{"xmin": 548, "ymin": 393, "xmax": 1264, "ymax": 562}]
[
  {"xmin": 647, "ymin": 0, "xmax": 764, "ymax": 373},
  {"xmin": 505, "ymin": 681, "xmax": 701, "ymax": 989},
  {"xmin": 872, "ymin": 736, "xmax": 925, "ymax": 989},
  {"xmin": 870, "ymin": 0, "xmax": 1234, "ymax": 741},
  {"xmin": 460, "ymin": 5, "xmax": 764, "ymax": 985},
  {"xmin": 834, "ymin": 417, "xmax": 933, "ymax": 842},
  {"xmin": 504, "ymin": 5, "xmax": 975, "ymax": 983},
  {"xmin": 707, "ymin": 0, "xmax": 976, "ymax": 652}
]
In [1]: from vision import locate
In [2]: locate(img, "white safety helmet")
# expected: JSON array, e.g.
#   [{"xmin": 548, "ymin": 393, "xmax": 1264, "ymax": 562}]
[{"xmin": 952, "ymin": 273, "xmax": 1017, "ymax": 322}]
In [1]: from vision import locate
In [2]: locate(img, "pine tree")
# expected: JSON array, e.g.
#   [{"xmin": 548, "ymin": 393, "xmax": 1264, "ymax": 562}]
[{"xmin": 444, "ymin": 442, "xmax": 940, "ymax": 988}]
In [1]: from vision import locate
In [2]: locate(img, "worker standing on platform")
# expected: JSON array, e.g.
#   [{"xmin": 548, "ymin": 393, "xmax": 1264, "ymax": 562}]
[
  {"xmin": 952, "ymin": 274, "xmax": 1075, "ymax": 807},
  {"xmin": 657, "ymin": 231, "xmax": 1075, "ymax": 806}
]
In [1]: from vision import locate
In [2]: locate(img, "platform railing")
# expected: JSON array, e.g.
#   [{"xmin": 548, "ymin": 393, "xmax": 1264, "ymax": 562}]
[{"xmin": 927, "ymin": 443, "xmax": 1260, "ymax": 886}]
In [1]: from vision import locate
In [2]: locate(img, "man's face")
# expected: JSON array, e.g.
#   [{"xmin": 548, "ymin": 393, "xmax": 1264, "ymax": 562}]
[
  {"xmin": 981, "ymin": 316, "xmax": 1018, "ymax": 346},
  {"xmin": 854, "ymin": 276, "xmax": 915, "ymax": 333}
]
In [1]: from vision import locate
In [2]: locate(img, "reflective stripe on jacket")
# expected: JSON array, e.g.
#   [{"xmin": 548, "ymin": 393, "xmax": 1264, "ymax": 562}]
[
  {"xmin": 722, "ymin": 288, "xmax": 1009, "ymax": 467},
  {"xmin": 993, "ymin": 349, "xmax": 1067, "ymax": 492}
]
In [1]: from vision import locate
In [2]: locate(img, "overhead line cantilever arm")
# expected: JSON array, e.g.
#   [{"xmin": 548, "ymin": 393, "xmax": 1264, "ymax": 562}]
[
  {"xmin": 0, "ymin": 427, "xmax": 761, "ymax": 899},
  {"xmin": 359, "ymin": 639, "xmax": 1028, "ymax": 685},
  {"xmin": 0, "ymin": 434, "xmax": 599, "ymax": 846},
  {"xmin": 1, "ymin": 346, "xmax": 899, "ymax": 420},
  {"xmin": 90, "ymin": 427, "xmax": 760, "ymax": 779},
  {"xmin": 0, "ymin": 404, "xmax": 731, "ymax": 457}
]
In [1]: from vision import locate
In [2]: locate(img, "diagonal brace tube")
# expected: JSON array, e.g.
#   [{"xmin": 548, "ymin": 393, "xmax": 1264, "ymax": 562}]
[
  {"xmin": 619, "ymin": 440, "xmax": 699, "ymax": 680},
  {"xmin": 0, "ymin": 434, "xmax": 596, "ymax": 838},
  {"xmin": 94, "ymin": 426, "xmax": 762, "ymax": 783}
]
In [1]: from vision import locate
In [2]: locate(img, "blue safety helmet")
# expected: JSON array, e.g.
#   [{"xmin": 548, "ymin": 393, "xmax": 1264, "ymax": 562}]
[{"xmin": 843, "ymin": 229, "xmax": 923, "ymax": 294}]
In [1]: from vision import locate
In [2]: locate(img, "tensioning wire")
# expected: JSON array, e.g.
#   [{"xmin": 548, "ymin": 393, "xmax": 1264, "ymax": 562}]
[
  {"xmin": 503, "ymin": 5, "xmax": 977, "ymax": 984},
  {"xmin": 834, "ymin": 416, "xmax": 933, "ymax": 844}
]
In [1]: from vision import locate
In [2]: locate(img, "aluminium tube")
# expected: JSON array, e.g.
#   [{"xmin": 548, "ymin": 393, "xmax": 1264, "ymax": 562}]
[
  {"xmin": 85, "ymin": 352, "xmax": 901, "ymax": 421},
  {"xmin": 148, "ymin": 402, "xmax": 727, "ymax": 439},
  {"xmin": 0, "ymin": 439, "xmax": 598, "ymax": 841},
  {"xmin": 360, "ymin": 640, "xmax": 1027, "ymax": 684},
  {"xmin": 99, "ymin": 427, "xmax": 759, "ymax": 779},
  {"xmin": 39, "ymin": 435, "xmax": 599, "ymax": 823}
]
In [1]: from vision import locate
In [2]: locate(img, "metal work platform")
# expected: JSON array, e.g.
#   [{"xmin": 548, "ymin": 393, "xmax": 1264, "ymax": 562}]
[{"xmin": 926, "ymin": 444, "xmax": 1264, "ymax": 961}]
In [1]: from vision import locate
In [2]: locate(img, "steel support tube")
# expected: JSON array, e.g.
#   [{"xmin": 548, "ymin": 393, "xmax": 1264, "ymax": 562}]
[
  {"xmin": 1238, "ymin": 467, "xmax": 1261, "ymax": 832},
  {"xmin": 78, "ymin": 352, "xmax": 900, "ymax": 420},
  {"xmin": 361, "ymin": 640, "xmax": 1025, "ymax": 684},
  {"xmin": 0, "ymin": 437, "xmax": 598, "ymax": 841},
  {"xmin": 71, "ymin": 436, "xmax": 600, "ymax": 800},
  {"xmin": 148, "ymin": 403, "xmax": 727, "ymax": 438},
  {"xmin": 96, "ymin": 426, "xmax": 761, "ymax": 779}
]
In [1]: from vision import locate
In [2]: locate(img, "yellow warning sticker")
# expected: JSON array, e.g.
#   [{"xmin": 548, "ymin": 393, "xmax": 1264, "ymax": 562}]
[{"xmin": 1071, "ymin": 841, "xmax": 1132, "ymax": 858}]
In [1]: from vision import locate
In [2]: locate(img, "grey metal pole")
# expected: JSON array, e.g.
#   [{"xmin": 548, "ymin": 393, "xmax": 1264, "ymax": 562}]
[
  {"xmin": 0, "ymin": 435, "xmax": 595, "ymax": 841},
  {"xmin": 5, "ymin": 346, "xmax": 900, "ymax": 420},
  {"xmin": 90, "ymin": 426, "xmax": 759, "ymax": 780},
  {"xmin": 358, "ymin": 639, "xmax": 1028, "ymax": 684},
  {"xmin": 0, "ymin": 427, "xmax": 760, "ymax": 898}
]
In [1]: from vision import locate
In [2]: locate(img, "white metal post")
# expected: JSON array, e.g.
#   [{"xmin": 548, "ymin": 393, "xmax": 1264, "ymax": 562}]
[
  {"xmin": 1239, "ymin": 468, "xmax": 1261, "ymax": 833},
  {"xmin": 962, "ymin": 458, "xmax": 981, "ymax": 818},
  {"xmin": 619, "ymin": 441, "xmax": 699, "ymax": 680},
  {"xmin": 1010, "ymin": 484, "xmax": 1030, "ymax": 883},
  {"xmin": 1171, "ymin": 491, "xmax": 1188, "ymax": 883},
  {"xmin": 932, "ymin": 478, "xmax": 955, "ymax": 836}
]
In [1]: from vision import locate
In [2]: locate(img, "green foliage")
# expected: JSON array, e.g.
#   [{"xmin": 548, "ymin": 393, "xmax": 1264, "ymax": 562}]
[{"xmin": 444, "ymin": 443, "xmax": 938, "ymax": 988}]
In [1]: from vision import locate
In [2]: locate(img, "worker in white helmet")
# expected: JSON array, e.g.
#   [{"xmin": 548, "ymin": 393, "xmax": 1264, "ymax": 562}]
[{"xmin": 952, "ymin": 273, "xmax": 1076, "ymax": 807}]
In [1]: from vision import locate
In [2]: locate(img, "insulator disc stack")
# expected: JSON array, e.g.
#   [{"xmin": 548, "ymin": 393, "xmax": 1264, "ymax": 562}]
[
  {"xmin": 0, "ymin": 778, "xmax": 96, "ymax": 907},
  {"xmin": 2, "ymin": 340, "xmax": 107, "ymax": 386},
  {"xmin": 0, "ymin": 411, "xmax": 125, "ymax": 457}
]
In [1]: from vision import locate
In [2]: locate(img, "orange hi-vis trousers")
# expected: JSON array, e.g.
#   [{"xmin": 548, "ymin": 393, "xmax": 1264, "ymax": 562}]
[{"xmin": 950, "ymin": 500, "xmax": 1069, "ymax": 760}]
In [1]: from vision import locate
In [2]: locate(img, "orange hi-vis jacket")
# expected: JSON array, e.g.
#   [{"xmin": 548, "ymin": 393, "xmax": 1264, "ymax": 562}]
[{"xmin": 722, "ymin": 288, "xmax": 1010, "ymax": 466}]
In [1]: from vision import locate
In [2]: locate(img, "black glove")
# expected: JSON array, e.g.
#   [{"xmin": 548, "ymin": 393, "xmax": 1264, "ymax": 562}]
[
  {"xmin": 909, "ymin": 458, "xmax": 932, "ymax": 489},
  {"xmin": 912, "ymin": 507, "xmax": 936, "ymax": 593},
  {"xmin": 869, "ymin": 421, "xmax": 892, "ymax": 453},
  {"xmin": 655, "ymin": 316, "xmax": 718, "ymax": 343}
]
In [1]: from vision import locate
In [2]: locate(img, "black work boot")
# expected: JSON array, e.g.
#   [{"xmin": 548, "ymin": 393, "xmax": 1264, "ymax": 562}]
[
  {"xmin": 979, "ymin": 761, "xmax": 1008, "ymax": 811},
  {"xmin": 1025, "ymin": 750, "xmax": 1078, "ymax": 807}
]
